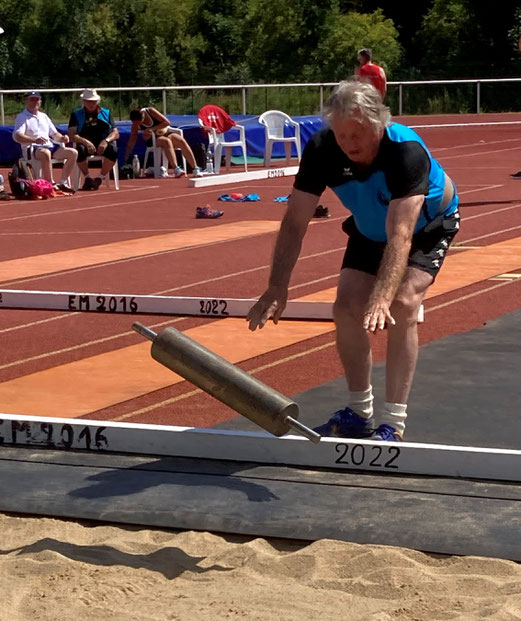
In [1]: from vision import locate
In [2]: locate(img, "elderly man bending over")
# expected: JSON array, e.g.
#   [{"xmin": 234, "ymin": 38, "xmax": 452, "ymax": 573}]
[
  {"xmin": 13, "ymin": 90, "xmax": 77, "ymax": 193},
  {"xmin": 247, "ymin": 81, "xmax": 460, "ymax": 442}
]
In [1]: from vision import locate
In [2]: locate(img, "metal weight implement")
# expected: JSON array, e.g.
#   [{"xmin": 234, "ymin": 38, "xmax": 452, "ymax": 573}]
[{"xmin": 133, "ymin": 322, "xmax": 320, "ymax": 443}]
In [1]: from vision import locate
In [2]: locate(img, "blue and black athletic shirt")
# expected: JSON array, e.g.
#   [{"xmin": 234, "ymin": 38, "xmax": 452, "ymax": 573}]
[{"xmin": 294, "ymin": 123, "xmax": 459, "ymax": 242}]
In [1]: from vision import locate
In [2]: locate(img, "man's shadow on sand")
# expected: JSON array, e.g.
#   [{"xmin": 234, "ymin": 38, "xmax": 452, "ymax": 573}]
[{"xmin": 0, "ymin": 537, "xmax": 232, "ymax": 580}]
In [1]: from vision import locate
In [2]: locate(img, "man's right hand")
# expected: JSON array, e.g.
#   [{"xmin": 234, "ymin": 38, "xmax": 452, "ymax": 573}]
[
  {"xmin": 246, "ymin": 286, "xmax": 288, "ymax": 331},
  {"xmin": 82, "ymin": 139, "xmax": 96, "ymax": 154}
]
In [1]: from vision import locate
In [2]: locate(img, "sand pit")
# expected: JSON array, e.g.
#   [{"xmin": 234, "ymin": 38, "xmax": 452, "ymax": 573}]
[{"xmin": 1, "ymin": 514, "xmax": 520, "ymax": 620}]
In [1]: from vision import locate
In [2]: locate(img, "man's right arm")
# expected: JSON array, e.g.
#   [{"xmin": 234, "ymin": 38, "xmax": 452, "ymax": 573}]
[
  {"xmin": 12, "ymin": 115, "xmax": 34, "ymax": 144},
  {"xmin": 67, "ymin": 112, "xmax": 84, "ymax": 144},
  {"xmin": 246, "ymin": 189, "xmax": 319, "ymax": 330}
]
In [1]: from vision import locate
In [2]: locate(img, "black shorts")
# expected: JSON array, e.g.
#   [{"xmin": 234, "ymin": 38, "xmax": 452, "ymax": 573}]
[
  {"xmin": 341, "ymin": 211, "xmax": 460, "ymax": 278},
  {"xmin": 76, "ymin": 141, "xmax": 118, "ymax": 163}
]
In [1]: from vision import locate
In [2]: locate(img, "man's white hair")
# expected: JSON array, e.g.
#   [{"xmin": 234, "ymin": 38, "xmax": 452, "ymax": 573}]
[{"xmin": 324, "ymin": 80, "xmax": 391, "ymax": 129}]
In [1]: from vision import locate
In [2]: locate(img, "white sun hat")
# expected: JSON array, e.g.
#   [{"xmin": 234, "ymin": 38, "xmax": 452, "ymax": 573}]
[{"xmin": 80, "ymin": 88, "xmax": 101, "ymax": 102}]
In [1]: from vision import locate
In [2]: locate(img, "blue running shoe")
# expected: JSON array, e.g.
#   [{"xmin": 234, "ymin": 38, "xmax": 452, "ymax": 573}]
[
  {"xmin": 370, "ymin": 424, "xmax": 402, "ymax": 442},
  {"xmin": 313, "ymin": 407, "xmax": 374, "ymax": 438}
]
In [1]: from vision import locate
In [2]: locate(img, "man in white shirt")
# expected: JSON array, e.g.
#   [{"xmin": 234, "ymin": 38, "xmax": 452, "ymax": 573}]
[{"xmin": 13, "ymin": 91, "xmax": 77, "ymax": 192}]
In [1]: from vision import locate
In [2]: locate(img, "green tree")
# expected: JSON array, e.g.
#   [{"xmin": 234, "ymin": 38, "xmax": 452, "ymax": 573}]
[
  {"xmin": 0, "ymin": 0, "xmax": 33, "ymax": 85},
  {"xmin": 413, "ymin": 0, "xmax": 520, "ymax": 77},
  {"xmin": 193, "ymin": 0, "xmax": 250, "ymax": 83},
  {"xmin": 243, "ymin": 0, "xmax": 339, "ymax": 82},
  {"xmin": 132, "ymin": 0, "xmax": 203, "ymax": 85},
  {"xmin": 309, "ymin": 9, "xmax": 402, "ymax": 81}
]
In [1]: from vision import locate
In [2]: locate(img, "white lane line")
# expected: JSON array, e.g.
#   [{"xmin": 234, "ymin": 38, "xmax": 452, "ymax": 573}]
[{"xmin": 440, "ymin": 145, "xmax": 521, "ymax": 160}]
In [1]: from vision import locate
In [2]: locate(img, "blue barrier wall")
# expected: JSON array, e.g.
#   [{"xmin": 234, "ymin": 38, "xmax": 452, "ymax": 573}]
[{"xmin": 0, "ymin": 114, "xmax": 325, "ymax": 166}]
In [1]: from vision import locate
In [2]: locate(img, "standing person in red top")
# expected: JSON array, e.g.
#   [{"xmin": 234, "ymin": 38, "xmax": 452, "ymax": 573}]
[{"xmin": 355, "ymin": 48, "xmax": 387, "ymax": 100}]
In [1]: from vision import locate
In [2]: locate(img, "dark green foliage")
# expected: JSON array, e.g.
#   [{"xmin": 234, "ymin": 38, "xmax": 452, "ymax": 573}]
[{"xmin": 0, "ymin": 0, "xmax": 519, "ymax": 102}]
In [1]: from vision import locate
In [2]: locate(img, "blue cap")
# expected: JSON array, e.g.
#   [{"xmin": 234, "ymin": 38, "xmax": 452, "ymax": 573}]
[{"xmin": 23, "ymin": 90, "xmax": 42, "ymax": 99}]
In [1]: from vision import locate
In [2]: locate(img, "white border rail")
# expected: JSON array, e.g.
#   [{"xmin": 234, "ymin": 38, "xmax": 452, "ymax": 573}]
[
  {"xmin": 188, "ymin": 166, "xmax": 299, "ymax": 187},
  {"xmin": 0, "ymin": 288, "xmax": 333, "ymax": 320},
  {"xmin": 0, "ymin": 413, "xmax": 519, "ymax": 482}
]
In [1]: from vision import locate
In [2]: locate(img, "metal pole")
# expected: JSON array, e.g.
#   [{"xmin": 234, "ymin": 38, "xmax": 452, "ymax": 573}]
[
  {"xmin": 399, "ymin": 83, "xmax": 403, "ymax": 116},
  {"xmin": 320, "ymin": 85, "xmax": 324, "ymax": 115},
  {"xmin": 162, "ymin": 89, "xmax": 167, "ymax": 115},
  {"xmin": 1, "ymin": 92, "xmax": 4, "ymax": 126},
  {"xmin": 477, "ymin": 81, "xmax": 481, "ymax": 114},
  {"xmin": 242, "ymin": 87, "xmax": 246, "ymax": 115}
]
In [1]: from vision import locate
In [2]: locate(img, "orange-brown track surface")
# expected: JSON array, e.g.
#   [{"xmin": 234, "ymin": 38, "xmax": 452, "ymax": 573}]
[{"xmin": 1, "ymin": 113, "xmax": 521, "ymax": 428}]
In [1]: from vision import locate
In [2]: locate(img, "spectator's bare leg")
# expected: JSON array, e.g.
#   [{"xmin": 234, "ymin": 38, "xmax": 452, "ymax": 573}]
[
  {"xmin": 101, "ymin": 158, "xmax": 115, "ymax": 176},
  {"xmin": 54, "ymin": 146, "xmax": 78, "ymax": 181},
  {"xmin": 168, "ymin": 133, "xmax": 197, "ymax": 170},
  {"xmin": 156, "ymin": 135, "xmax": 178, "ymax": 170},
  {"xmin": 34, "ymin": 148, "xmax": 53, "ymax": 183}
]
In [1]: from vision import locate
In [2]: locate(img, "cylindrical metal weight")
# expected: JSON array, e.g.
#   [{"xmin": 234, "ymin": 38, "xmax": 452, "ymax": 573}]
[
  {"xmin": 133, "ymin": 322, "xmax": 320, "ymax": 442},
  {"xmin": 152, "ymin": 326, "xmax": 298, "ymax": 437}
]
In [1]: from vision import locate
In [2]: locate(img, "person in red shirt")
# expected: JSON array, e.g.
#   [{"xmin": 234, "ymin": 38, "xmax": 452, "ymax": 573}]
[{"xmin": 355, "ymin": 48, "xmax": 387, "ymax": 100}]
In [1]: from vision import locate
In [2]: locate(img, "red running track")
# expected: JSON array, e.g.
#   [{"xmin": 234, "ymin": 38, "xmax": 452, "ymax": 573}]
[{"xmin": 0, "ymin": 113, "xmax": 521, "ymax": 428}]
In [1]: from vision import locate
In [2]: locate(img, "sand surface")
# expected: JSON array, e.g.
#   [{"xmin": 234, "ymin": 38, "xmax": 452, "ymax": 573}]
[{"xmin": 1, "ymin": 514, "xmax": 520, "ymax": 621}]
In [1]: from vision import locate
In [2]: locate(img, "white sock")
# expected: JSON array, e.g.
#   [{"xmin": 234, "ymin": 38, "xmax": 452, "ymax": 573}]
[
  {"xmin": 98, "ymin": 174, "xmax": 106, "ymax": 179},
  {"xmin": 380, "ymin": 402, "xmax": 407, "ymax": 435},
  {"xmin": 59, "ymin": 178, "xmax": 68, "ymax": 185},
  {"xmin": 348, "ymin": 386, "xmax": 374, "ymax": 419}
]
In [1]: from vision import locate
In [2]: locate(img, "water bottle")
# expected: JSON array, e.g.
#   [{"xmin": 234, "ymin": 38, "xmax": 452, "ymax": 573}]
[
  {"xmin": 132, "ymin": 154, "xmax": 140, "ymax": 177},
  {"xmin": 205, "ymin": 150, "xmax": 214, "ymax": 174}
]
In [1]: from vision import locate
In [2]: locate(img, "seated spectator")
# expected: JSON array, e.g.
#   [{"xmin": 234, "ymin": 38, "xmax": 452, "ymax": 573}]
[
  {"xmin": 124, "ymin": 106, "xmax": 202, "ymax": 178},
  {"xmin": 12, "ymin": 91, "xmax": 77, "ymax": 193},
  {"xmin": 68, "ymin": 88, "xmax": 119, "ymax": 191}
]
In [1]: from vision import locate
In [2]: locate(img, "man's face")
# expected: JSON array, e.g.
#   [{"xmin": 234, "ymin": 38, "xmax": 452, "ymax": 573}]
[
  {"xmin": 329, "ymin": 112, "xmax": 383, "ymax": 166},
  {"xmin": 83, "ymin": 99, "xmax": 99, "ymax": 113},
  {"xmin": 25, "ymin": 97, "xmax": 41, "ymax": 114}
]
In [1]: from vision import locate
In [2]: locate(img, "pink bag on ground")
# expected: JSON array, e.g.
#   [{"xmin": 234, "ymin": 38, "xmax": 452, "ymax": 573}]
[{"xmin": 24, "ymin": 178, "xmax": 54, "ymax": 199}]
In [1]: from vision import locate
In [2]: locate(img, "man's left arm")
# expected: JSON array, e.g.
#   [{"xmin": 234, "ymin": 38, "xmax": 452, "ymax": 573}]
[
  {"xmin": 363, "ymin": 194, "xmax": 424, "ymax": 332},
  {"xmin": 97, "ymin": 113, "xmax": 120, "ymax": 155}
]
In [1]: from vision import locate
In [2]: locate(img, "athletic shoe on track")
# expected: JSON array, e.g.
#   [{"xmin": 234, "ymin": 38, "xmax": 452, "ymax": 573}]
[
  {"xmin": 370, "ymin": 424, "xmax": 402, "ymax": 442},
  {"xmin": 174, "ymin": 166, "xmax": 185, "ymax": 178},
  {"xmin": 313, "ymin": 407, "xmax": 374, "ymax": 438},
  {"xmin": 81, "ymin": 177, "xmax": 95, "ymax": 191},
  {"xmin": 92, "ymin": 177, "xmax": 103, "ymax": 190},
  {"xmin": 510, "ymin": 171, "xmax": 521, "ymax": 179},
  {"xmin": 55, "ymin": 183, "xmax": 75, "ymax": 194},
  {"xmin": 313, "ymin": 205, "xmax": 331, "ymax": 218},
  {"xmin": 196, "ymin": 206, "xmax": 224, "ymax": 219},
  {"xmin": 193, "ymin": 166, "xmax": 203, "ymax": 177}
]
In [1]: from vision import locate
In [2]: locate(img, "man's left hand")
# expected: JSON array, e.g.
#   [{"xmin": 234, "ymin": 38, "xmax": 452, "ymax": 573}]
[
  {"xmin": 363, "ymin": 301, "xmax": 395, "ymax": 333},
  {"xmin": 97, "ymin": 140, "xmax": 108, "ymax": 155}
]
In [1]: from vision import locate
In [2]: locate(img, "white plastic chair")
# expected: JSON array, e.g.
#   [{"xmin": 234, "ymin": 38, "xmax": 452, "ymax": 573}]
[
  {"xmin": 197, "ymin": 106, "xmax": 247, "ymax": 174},
  {"xmin": 73, "ymin": 142, "xmax": 120, "ymax": 190},
  {"xmin": 143, "ymin": 128, "xmax": 187, "ymax": 177},
  {"xmin": 16, "ymin": 140, "xmax": 68, "ymax": 181},
  {"xmin": 259, "ymin": 110, "xmax": 301, "ymax": 167}
]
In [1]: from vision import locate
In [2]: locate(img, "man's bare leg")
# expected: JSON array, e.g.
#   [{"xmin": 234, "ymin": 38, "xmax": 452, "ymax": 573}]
[
  {"xmin": 313, "ymin": 268, "xmax": 377, "ymax": 437},
  {"xmin": 54, "ymin": 146, "xmax": 77, "ymax": 182},
  {"xmin": 379, "ymin": 266, "xmax": 432, "ymax": 437},
  {"xmin": 334, "ymin": 268, "xmax": 375, "ymax": 391},
  {"xmin": 386, "ymin": 267, "xmax": 432, "ymax": 403},
  {"xmin": 34, "ymin": 148, "xmax": 53, "ymax": 182}
]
